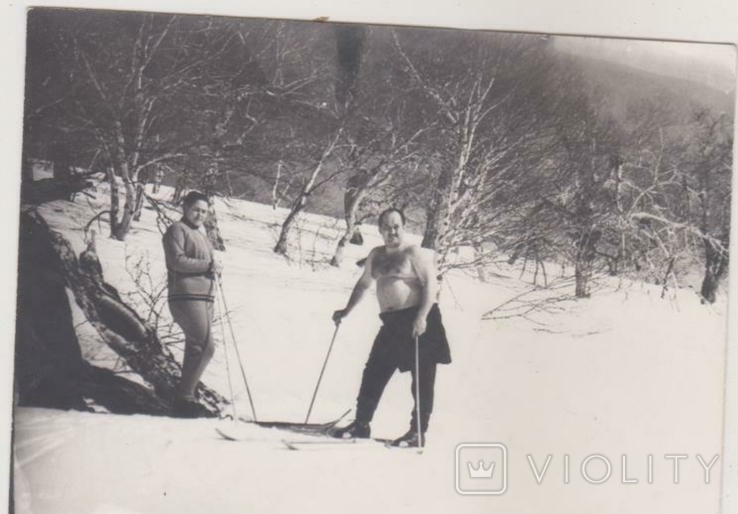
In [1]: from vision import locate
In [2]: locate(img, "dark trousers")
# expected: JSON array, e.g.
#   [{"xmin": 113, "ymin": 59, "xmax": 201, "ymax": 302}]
[{"xmin": 355, "ymin": 349, "xmax": 437, "ymax": 433}]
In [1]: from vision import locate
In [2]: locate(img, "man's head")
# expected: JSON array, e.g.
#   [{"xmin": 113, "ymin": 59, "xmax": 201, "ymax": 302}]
[
  {"xmin": 182, "ymin": 191, "xmax": 210, "ymax": 228},
  {"xmin": 378, "ymin": 208, "xmax": 406, "ymax": 248}
]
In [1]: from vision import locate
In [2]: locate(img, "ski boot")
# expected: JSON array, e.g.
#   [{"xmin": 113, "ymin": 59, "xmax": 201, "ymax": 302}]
[
  {"xmin": 173, "ymin": 397, "xmax": 210, "ymax": 419},
  {"xmin": 330, "ymin": 420, "xmax": 371, "ymax": 439},
  {"xmin": 391, "ymin": 429, "xmax": 425, "ymax": 448}
]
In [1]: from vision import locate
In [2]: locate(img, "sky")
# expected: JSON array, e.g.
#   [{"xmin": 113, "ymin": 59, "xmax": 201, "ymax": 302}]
[{"xmin": 554, "ymin": 35, "xmax": 736, "ymax": 93}]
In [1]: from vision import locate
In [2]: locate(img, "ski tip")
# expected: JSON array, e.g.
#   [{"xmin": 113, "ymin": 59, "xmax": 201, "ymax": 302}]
[
  {"xmin": 281, "ymin": 439, "xmax": 299, "ymax": 451},
  {"xmin": 215, "ymin": 427, "xmax": 239, "ymax": 441}
]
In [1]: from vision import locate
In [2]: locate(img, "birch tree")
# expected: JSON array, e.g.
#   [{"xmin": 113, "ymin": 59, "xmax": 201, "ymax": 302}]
[
  {"xmin": 329, "ymin": 27, "xmax": 434, "ymax": 265},
  {"xmin": 391, "ymin": 29, "xmax": 554, "ymax": 267},
  {"xmin": 48, "ymin": 12, "xmax": 247, "ymax": 240},
  {"xmin": 268, "ymin": 22, "xmax": 348, "ymax": 256},
  {"xmin": 676, "ymin": 109, "xmax": 732, "ymax": 303}
]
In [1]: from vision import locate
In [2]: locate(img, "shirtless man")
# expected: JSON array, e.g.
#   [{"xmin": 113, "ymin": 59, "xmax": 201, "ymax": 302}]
[{"xmin": 331, "ymin": 208, "xmax": 451, "ymax": 447}]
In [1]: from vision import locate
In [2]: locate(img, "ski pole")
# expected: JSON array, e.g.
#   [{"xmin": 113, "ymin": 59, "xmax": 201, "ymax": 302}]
[
  {"xmin": 305, "ymin": 321, "xmax": 341, "ymax": 424},
  {"xmin": 415, "ymin": 335, "xmax": 423, "ymax": 452},
  {"xmin": 216, "ymin": 274, "xmax": 258, "ymax": 422},
  {"xmin": 216, "ymin": 283, "xmax": 238, "ymax": 422}
]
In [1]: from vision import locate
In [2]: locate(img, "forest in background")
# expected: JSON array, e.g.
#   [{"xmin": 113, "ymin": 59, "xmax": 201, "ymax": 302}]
[{"xmin": 21, "ymin": 8, "xmax": 734, "ymax": 302}]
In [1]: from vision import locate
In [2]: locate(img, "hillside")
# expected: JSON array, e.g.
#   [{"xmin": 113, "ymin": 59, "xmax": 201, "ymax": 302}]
[
  {"xmin": 571, "ymin": 52, "xmax": 735, "ymax": 124},
  {"xmin": 11, "ymin": 183, "xmax": 729, "ymax": 514}
]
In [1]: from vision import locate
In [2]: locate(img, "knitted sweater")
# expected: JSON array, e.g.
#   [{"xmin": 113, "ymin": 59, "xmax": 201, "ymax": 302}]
[{"xmin": 162, "ymin": 219, "xmax": 215, "ymax": 302}]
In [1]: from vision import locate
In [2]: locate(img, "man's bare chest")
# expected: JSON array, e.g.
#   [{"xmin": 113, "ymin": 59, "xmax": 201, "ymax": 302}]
[{"xmin": 373, "ymin": 252, "xmax": 415, "ymax": 279}]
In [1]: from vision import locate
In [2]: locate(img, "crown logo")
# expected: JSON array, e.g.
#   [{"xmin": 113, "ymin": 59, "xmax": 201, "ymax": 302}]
[{"xmin": 467, "ymin": 460, "xmax": 495, "ymax": 478}]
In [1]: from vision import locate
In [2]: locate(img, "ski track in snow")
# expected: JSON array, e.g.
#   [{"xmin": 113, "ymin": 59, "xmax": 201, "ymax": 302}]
[{"xmin": 15, "ymin": 183, "xmax": 728, "ymax": 514}]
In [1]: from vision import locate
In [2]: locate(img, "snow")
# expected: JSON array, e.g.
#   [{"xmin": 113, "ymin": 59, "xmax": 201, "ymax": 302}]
[
  {"xmin": 15, "ymin": 184, "xmax": 728, "ymax": 513},
  {"xmin": 29, "ymin": 160, "xmax": 54, "ymax": 181}
]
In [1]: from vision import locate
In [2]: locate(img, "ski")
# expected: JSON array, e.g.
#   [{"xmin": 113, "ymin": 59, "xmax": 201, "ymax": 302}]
[
  {"xmin": 279, "ymin": 436, "xmax": 423, "ymax": 451},
  {"xmin": 216, "ymin": 409, "xmax": 351, "ymax": 442},
  {"xmin": 217, "ymin": 409, "xmax": 424, "ymax": 452},
  {"xmin": 280, "ymin": 437, "xmax": 388, "ymax": 450},
  {"xmin": 280, "ymin": 438, "xmax": 360, "ymax": 450},
  {"xmin": 237, "ymin": 408, "xmax": 350, "ymax": 435},
  {"xmin": 218, "ymin": 425, "xmax": 424, "ymax": 452},
  {"xmin": 215, "ymin": 426, "xmax": 253, "ymax": 442}
]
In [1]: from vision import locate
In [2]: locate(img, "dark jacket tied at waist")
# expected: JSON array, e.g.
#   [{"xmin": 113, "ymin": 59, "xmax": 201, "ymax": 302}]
[{"xmin": 372, "ymin": 303, "xmax": 452, "ymax": 373}]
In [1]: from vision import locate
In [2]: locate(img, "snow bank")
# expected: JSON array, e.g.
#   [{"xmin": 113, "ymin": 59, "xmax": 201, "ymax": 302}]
[{"xmin": 16, "ymin": 183, "xmax": 727, "ymax": 514}]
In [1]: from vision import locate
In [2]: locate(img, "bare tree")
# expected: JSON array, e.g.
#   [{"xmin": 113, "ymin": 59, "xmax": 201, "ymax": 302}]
[
  {"xmin": 606, "ymin": 99, "xmax": 732, "ymax": 303},
  {"xmin": 329, "ymin": 84, "xmax": 432, "ymax": 264},
  {"xmin": 39, "ymin": 12, "xmax": 253, "ymax": 240},
  {"xmin": 676, "ymin": 109, "xmax": 732, "ymax": 302},
  {"xmin": 264, "ymin": 23, "xmax": 351, "ymax": 256},
  {"xmin": 273, "ymin": 126, "xmax": 345, "ymax": 255},
  {"xmin": 391, "ymin": 30, "xmax": 555, "ymax": 268}
]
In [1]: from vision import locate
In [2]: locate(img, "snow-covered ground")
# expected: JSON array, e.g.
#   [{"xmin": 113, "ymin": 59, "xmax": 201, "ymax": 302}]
[{"xmin": 13, "ymin": 183, "xmax": 728, "ymax": 514}]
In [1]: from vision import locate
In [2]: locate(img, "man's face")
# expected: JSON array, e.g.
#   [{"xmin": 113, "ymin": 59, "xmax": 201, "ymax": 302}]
[
  {"xmin": 379, "ymin": 212, "xmax": 404, "ymax": 248},
  {"xmin": 184, "ymin": 199, "xmax": 209, "ymax": 228}
]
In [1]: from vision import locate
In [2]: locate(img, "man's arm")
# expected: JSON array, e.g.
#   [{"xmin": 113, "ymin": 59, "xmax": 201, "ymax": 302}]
[
  {"xmin": 332, "ymin": 248, "xmax": 377, "ymax": 325},
  {"xmin": 409, "ymin": 246, "xmax": 439, "ymax": 338}
]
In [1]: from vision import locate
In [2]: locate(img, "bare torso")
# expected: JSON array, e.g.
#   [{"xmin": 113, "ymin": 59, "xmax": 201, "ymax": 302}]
[{"xmin": 371, "ymin": 247, "xmax": 422, "ymax": 312}]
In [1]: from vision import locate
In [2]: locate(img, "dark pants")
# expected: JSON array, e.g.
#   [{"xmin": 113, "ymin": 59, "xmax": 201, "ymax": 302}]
[
  {"xmin": 354, "ymin": 304, "xmax": 450, "ymax": 433},
  {"xmin": 355, "ymin": 346, "xmax": 437, "ymax": 433}
]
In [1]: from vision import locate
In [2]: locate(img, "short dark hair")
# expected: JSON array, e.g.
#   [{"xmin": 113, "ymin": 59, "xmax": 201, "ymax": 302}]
[
  {"xmin": 182, "ymin": 191, "xmax": 210, "ymax": 209},
  {"xmin": 378, "ymin": 208, "xmax": 406, "ymax": 228}
]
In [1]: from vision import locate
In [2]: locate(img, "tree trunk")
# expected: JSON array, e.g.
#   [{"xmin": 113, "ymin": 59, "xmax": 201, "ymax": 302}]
[
  {"xmin": 700, "ymin": 235, "xmax": 729, "ymax": 304},
  {"xmin": 421, "ymin": 165, "xmax": 456, "ymax": 251},
  {"xmin": 111, "ymin": 177, "xmax": 137, "ymax": 241},
  {"xmin": 173, "ymin": 177, "xmax": 186, "ymax": 205},
  {"xmin": 331, "ymin": 229, "xmax": 351, "ymax": 268},
  {"xmin": 573, "ymin": 230, "xmax": 597, "ymax": 298},
  {"xmin": 152, "ymin": 167, "xmax": 163, "ymax": 194},
  {"xmin": 22, "ymin": 157, "xmax": 34, "ymax": 185},
  {"xmin": 660, "ymin": 257, "xmax": 675, "ymax": 299},
  {"xmin": 132, "ymin": 182, "xmax": 146, "ymax": 222},
  {"xmin": 205, "ymin": 206, "xmax": 226, "ymax": 251},
  {"xmin": 274, "ymin": 196, "xmax": 305, "ymax": 255},
  {"xmin": 109, "ymin": 122, "xmax": 137, "ymax": 241},
  {"xmin": 107, "ymin": 166, "xmax": 120, "ymax": 238},
  {"xmin": 199, "ymin": 159, "xmax": 227, "ymax": 251},
  {"xmin": 574, "ymin": 260, "xmax": 589, "ymax": 298},
  {"xmin": 473, "ymin": 241, "xmax": 487, "ymax": 282},
  {"xmin": 16, "ymin": 208, "xmax": 225, "ymax": 416},
  {"xmin": 330, "ymin": 184, "xmax": 365, "ymax": 267},
  {"xmin": 51, "ymin": 143, "xmax": 71, "ymax": 184},
  {"xmin": 272, "ymin": 160, "xmax": 283, "ymax": 210},
  {"xmin": 274, "ymin": 130, "xmax": 343, "ymax": 257}
]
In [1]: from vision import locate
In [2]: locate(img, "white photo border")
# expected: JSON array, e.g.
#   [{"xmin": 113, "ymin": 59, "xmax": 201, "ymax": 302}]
[{"xmin": 1, "ymin": 1, "xmax": 736, "ymax": 512}]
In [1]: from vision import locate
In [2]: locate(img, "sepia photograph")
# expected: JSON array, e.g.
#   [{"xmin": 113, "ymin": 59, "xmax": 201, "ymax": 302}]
[{"xmin": 5, "ymin": 2, "xmax": 738, "ymax": 513}]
